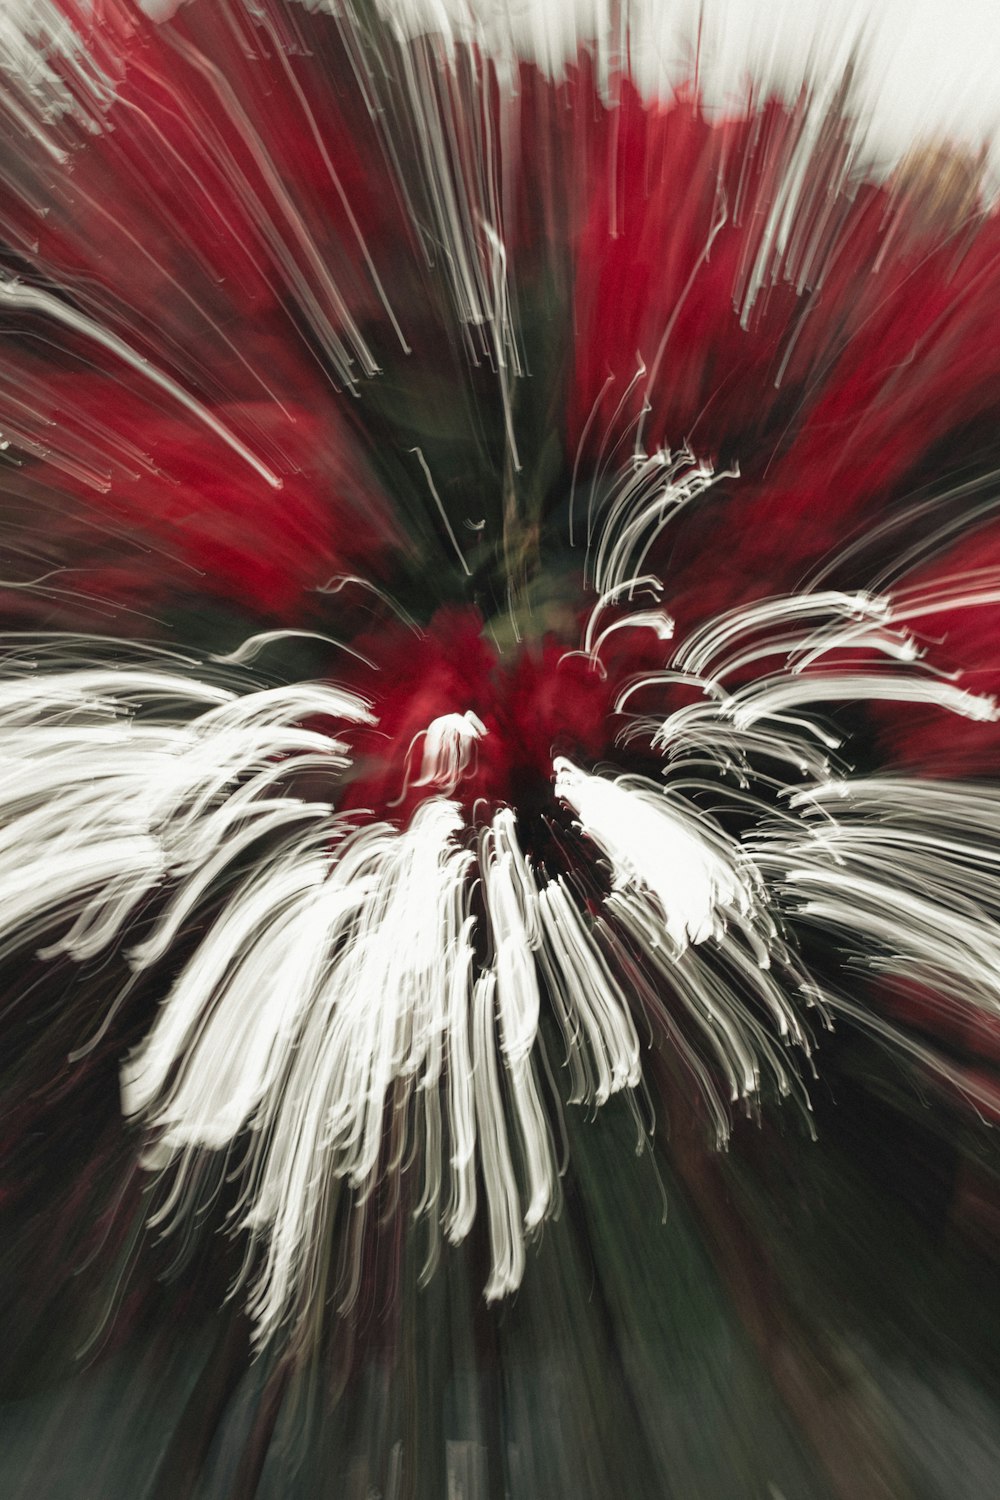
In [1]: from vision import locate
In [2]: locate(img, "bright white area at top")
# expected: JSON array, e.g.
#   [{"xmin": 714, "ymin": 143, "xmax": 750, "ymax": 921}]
[{"xmin": 378, "ymin": 0, "xmax": 1000, "ymax": 174}]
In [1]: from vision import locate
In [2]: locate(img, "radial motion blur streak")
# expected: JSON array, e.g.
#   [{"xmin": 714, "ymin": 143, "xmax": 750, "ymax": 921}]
[{"xmin": 3, "ymin": 2, "xmax": 1000, "ymax": 1497}]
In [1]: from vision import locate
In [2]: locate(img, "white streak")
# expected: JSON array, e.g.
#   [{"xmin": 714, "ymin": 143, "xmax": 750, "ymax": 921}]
[
  {"xmin": 554, "ymin": 757, "xmax": 754, "ymax": 951},
  {"xmin": 0, "ymin": 1, "xmax": 118, "ymax": 134},
  {"xmin": 482, "ymin": 810, "xmax": 555, "ymax": 1231},
  {"xmin": 412, "ymin": 710, "xmax": 486, "ymax": 794},
  {"xmin": 588, "ymin": 449, "xmax": 723, "ymax": 599},
  {"xmin": 0, "ymin": 275, "xmax": 283, "ymax": 491},
  {"xmin": 756, "ymin": 778, "xmax": 1000, "ymax": 1021},
  {"xmin": 536, "ymin": 880, "xmax": 641, "ymax": 1107}
]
